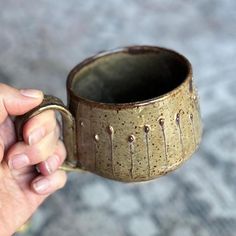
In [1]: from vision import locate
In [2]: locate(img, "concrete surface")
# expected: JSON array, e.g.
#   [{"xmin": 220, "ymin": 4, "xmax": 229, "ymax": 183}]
[{"xmin": 0, "ymin": 0, "xmax": 236, "ymax": 235}]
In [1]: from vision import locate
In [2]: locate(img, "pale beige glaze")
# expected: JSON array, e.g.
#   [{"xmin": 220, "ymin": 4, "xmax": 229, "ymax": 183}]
[
  {"xmin": 70, "ymin": 79, "xmax": 201, "ymax": 182},
  {"xmin": 67, "ymin": 46, "xmax": 202, "ymax": 182}
]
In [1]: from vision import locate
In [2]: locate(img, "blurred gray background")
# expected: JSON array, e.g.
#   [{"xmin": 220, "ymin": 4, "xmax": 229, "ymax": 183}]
[{"xmin": 0, "ymin": 0, "xmax": 236, "ymax": 235}]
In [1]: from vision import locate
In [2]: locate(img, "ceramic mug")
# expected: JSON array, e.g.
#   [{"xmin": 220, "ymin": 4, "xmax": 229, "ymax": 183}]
[{"xmin": 16, "ymin": 46, "xmax": 202, "ymax": 182}]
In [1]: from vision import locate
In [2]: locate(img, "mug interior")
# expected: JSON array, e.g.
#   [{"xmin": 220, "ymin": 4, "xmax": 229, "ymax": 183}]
[{"xmin": 70, "ymin": 47, "xmax": 190, "ymax": 104}]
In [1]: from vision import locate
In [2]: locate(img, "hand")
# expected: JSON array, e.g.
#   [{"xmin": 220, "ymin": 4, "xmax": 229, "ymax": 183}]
[{"xmin": 0, "ymin": 83, "xmax": 67, "ymax": 236}]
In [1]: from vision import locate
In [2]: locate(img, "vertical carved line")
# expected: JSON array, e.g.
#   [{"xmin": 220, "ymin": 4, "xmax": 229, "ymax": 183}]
[
  {"xmin": 107, "ymin": 125, "xmax": 114, "ymax": 176},
  {"xmin": 159, "ymin": 118, "xmax": 168, "ymax": 167},
  {"xmin": 77, "ymin": 120, "xmax": 85, "ymax": 167},
  {"xmin": 128, "ymin": 135, "xmax": 135, "ymax": 179},
  {"xmin": 88, "ymin": 116, "xmax": 93, "ymax": 170},
  {"xmin": 146, "ymin": 134, "xmax": 150, "ymax": 177},
  {"xmin": 190, "ymin": 114, "xmax": 196, "ymax": 146},
  {"xmin": 144, "ymin": 125, "xmax": 151, "ymax": 177},
  {"xmin": 189, "ymin": 80, "xmax": 193, "ymax": 93},
  {"xmin": 176, "ymin": 112, "xmax": 184, "ymax": 158},
  {"xmin": 79, "ymin": 120, "xmax": 84, "ymax": 144},
  {"xmin": 129, "ymin": 144, "xmax": 134, "ymax": 179},
  {"xmin": 192, "ymin": 90, "xmax": 201, "ymax": 139},
  {"xmin": 94, "ymin": 134, "xmax": 99, "ymax": 171},
  {"xmin": 94, "ymin": 142, "xmax": 97, "ymax": 171},
  {"xmin": 193, "ymin": 93, "xmax": 200, "ymax": 113}
]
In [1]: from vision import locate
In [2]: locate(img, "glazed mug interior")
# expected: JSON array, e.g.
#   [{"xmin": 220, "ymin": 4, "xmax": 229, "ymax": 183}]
[{"xmin": 70, "ymin": 48, "xmax": 189, "ymax": 104}]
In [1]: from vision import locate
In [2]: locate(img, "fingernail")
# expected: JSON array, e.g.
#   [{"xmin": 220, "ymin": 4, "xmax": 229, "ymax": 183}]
[
  {"xmin": 9, "ymin": 154, "xmax": 29, "ymax": 169},
  {"xmin": 44, "ymin": 155, "xmax": 60, "ymax": 174},
  {"xmin": 20, "ymin": 89, "xmax": 43, "ymax": 99},
  {"xmin": 33, "ymin": 178, "xmax": 50, "ymax": 193},
  {"xmin": 28, "ymin": 128, "xmax": 45, "ymax": 145}
]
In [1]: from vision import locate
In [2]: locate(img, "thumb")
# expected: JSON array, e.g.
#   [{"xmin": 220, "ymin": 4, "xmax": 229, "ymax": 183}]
[{"xmin": 0, "ymin": 83, "xmax": 43, "ymax": 123}]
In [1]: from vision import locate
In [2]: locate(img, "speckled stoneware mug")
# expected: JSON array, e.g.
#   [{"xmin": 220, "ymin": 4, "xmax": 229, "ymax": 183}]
[{"xmin": 16, "ymin": 46, "xmax": 202, "ymax": 182}]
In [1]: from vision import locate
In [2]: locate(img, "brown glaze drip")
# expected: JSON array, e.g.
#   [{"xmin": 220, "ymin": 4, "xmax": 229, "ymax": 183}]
[
  {"xmin": 189, "ymin": 80, "xmax": 193, "ymax": 93},
  {"xmin": 94, "ymin": 134, "xmax": 99, "ymax": 171},
  {"xmin": 176, "ymin": 112, "xmax": 184, "ymax": 158},
  {"xmin": 144, "ymin": 125, "xmax": 150, "ymax": 133},
  {"xmin": 106, "ymin": 125, "xmax": 115, "ymax": 176},
  {"xmin": 176, "ymin": 113, "xmax": 180, "ymax": 125},
  {"xmin": 94, "ymin": 134, "xmax": 99, "ymax": 142},
  {"xmin": 129, "ymin": 140, "xmax": 135, "ymax": 179},
  {"xmin": 144, "ymin": 125, "xmax": 151, "ymax": 177},
  {"xmin": 128, "ymin": 135, "xmax": 135, "ymax": 143},
  {"xmin": 190, "ymin": 114, "xmax": 196, "ymax": 146},
  {"xmin": 190, "ymin": 113, "xmax": 193, "ymax": 120},
  {"xmin": 193, "ymin": 94, "xmax": 201, "ymax": 113},
  {"xmin": 159, "ymin": 118, "xmax": 165, "ymax": 127},
  {"xmin": 159, "ymin": 118, "xmax": 168, "ymax": 167},
  {"xmin": 107, "ymin": 125, "xmax": 114, "ymax": 135}
]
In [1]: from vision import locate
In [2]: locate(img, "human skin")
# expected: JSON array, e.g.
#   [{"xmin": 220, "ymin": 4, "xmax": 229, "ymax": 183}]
[{"xmin": 0, "ymin": 83, "xmax": 67, "ymax": 236}]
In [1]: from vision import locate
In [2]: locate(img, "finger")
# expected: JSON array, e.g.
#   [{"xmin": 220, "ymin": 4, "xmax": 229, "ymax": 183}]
[
  {"xmin": 7, "ymin": 127, "xmax": 60, "ymax": 170},
  {"xmin": 22, "ymin": 110, "xmax": 57, "ymax": 145},
  {"xmin": 31, "ymin": 170, "xmax": 67, "ymax": 195},
  {"xmin": 0, "ymin": 83, "xmax": 43, "ymax": 123},
  {"xmin": 33, "ymin": 124, "xmax": 60, "ymax": 161},
  {"xmin": 36, "ymin": 140, "xmax": 66, "ymax": 176}
]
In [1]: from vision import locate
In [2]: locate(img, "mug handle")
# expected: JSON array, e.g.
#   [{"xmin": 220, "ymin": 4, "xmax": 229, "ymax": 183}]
[{"xmin": 15, "ymin": 94, "xmax": 78, "ymax": 172}]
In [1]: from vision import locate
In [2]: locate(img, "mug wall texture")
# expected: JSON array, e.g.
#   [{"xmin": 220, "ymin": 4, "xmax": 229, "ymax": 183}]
[{"xmin": 68, "ymin": 64, "xmax": 202, "ymax": 182}]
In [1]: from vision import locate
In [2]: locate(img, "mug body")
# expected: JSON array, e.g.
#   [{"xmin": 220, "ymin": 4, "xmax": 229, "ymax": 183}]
[{"xmin": 67, "ymin": 46, "xmax": 202, "ymax": 182}]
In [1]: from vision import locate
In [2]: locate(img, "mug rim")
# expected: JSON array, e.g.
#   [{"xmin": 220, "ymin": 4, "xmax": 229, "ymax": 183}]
[{"xmin": 67, "ymin": 45, "xmax": 193, "ymax": 109}]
